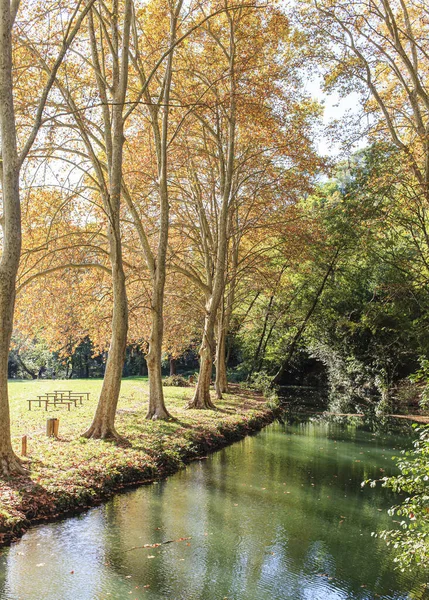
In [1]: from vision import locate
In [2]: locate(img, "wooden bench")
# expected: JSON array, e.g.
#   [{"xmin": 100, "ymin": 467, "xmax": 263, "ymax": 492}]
[
  {"xmin": 54, "ymin": 390, "xmax": 89, "ymax": 405},
  {"xmin": 27, "ymin": 390, "xmax": 90, "ymax": 411},
  {"xmin": 28, "ymin": 396, "xmax": 73, "ymax": 411},
  {"xmin": 28, "ymin": 398, "xmax": 46, "ymax": 410}
]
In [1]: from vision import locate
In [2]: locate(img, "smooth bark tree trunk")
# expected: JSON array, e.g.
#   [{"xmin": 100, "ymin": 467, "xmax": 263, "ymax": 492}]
[
  {"xmin": 130, "ymin": 1, "xmax": 182, "ymax": 420},
  {"xmin": 145, "ymin": 290, "xmax": 171, "ymax": 419},
  {"xmin": 185, "ymin": 9, "xmax": 236, "ymax": 410},
  {"xmin": 188, "ymin": 198, "xmax": 230, "ymax": 409},
  {"xmin": 169, "ymin": 357, "xmax": 176, "ymax": 376},
  {"xmin": 0, "ymin": 0, "xmax": 25, "ymax": 475},
  {"xmin": 189, "ymin": 310, "xmax": 216, "ymax": 409},
  {"xmin": 215, "ymin": 246, "xmax": 238, "ymax": 398},
  {"xmin": 82, "ymin": 1, "xmax": 132, "ymax": 438},
  {"xmin": 82, "ymin": 187, "xmax": 128, "ymax": 438},
  {"xmin": 82, "ymin": 245, "xmax": 128, "ymax": 438},
  {"xmin": 188, "ymin": 123, "xmax": 235, "ymax": 407},
  {"xmin": 0, "ymin": 0, "xmax": 95, "ymax": 474},
  {"xmin": 144, "ymin": 108, "xmax": 172, "ymax": 419},
  {"xmin": 215, "ymin": 315, "xmax": 228, "ymax": 399},
  {"xmin": 0, "ymin": 283, "xmax": 25, "ymax": 474},
  {"xmin": 144, "ymin": 156, "xmax": 171, "ymax": 420}
]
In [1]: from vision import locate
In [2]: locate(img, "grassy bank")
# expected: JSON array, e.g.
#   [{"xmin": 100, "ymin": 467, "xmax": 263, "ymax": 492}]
[{"xmin": 0, "ymin": 378, "xmax": 275, "ymax": 546}]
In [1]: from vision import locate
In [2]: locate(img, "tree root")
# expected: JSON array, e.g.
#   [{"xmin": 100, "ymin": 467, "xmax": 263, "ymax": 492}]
[
  {"xmin": 0, "ymin": 452, "xmax": 28, "ymax": 477},
  {"xmin": 81, "ymin": 423, "xmax": 122, "ymax": 440},
  {"xmin": 187, "ymin": 396, "xmax": 217, "ymax": 410},
  {"xmin": 145, "ymin": 408, "xmax": 172, "ymax": 421}
]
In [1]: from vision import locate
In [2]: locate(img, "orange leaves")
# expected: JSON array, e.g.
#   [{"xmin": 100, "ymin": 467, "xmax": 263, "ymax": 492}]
[{"xmin": 11, "ymin": 0, "xmax": 321, "ymax": 367}]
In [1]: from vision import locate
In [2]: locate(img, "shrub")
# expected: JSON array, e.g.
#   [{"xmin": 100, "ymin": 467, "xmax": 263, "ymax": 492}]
[
  {"xmin": 409, "ymin": 358, "xmax": 429, "ymax": 411},
  {"xmin": 364, "ymin": 425, "xmax": 429, "ymax": 572},
  {"xmin": 248, "ymin": 371, "xmax": 279, "ymax": 402},
  {"xmin": 162, "ymin": 374, "xmax": 190, "ymax": 387}
]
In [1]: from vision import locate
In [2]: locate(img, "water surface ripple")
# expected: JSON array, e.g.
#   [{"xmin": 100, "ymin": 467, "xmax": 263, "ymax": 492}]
[{"xmin": 0, "ymin": 419, "xmax": 427, "ymax": 599}]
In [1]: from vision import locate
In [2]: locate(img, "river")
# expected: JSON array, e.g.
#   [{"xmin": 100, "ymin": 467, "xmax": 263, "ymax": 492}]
[{"xmin": 0, "ymin": 417, "xmax": 427, "ymax": 599}]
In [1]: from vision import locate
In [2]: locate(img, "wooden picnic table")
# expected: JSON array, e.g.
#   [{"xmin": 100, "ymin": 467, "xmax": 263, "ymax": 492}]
[
  {"xmin": 54, "ymin": 390, "xmax": 89, "ymax": 404},
  {"xmin": 27, "ymin": 390, "xmax": 90, "ymax": 411},
  {"xmin": 28, "ymin": 397, "xmax": 73, "ymax": 411}
]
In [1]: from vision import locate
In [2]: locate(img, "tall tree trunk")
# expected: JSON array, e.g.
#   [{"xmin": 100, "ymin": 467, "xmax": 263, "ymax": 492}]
[
  {"xmin": 215, "ymin": 238, "xmax": 238, "ymax": 398},
  {"xmin": 144, "ymin": 159, "xmax": 171, "ymax": 419},
  {"xmin": 0, "ymin": 0, "xmax": 95, "ymax": 475},
  {"xmin": 0, "ymin": 284, "xmax": 25, "ymax": 475},
  {"xmin": 82, "ymin": 182, "xmax": 129, "ymax": 438},
  {"xmin": 146, "ymin": 288, "xmax": 171, "ymax": 419},
  {"xmin": 82, "ymin": 243, "xmax": 128, "ymax": 438},
  {"xmin": 189, "ymin": 307, "xmax": 216, "ymax": 409},
  {"xmin": 169, "ymin": 357, "xmax": 176, "ymax": 376},
  {"xmin": 82, "ymin": 1, "xmax": 132, "ymax": 438},
  {"xmin": 187, "ymin": 213, "xmax": 229, "ymax": 409},
  {"xmin": 189, "ymin": 41, "xmax": 236, "ymax": 407},
  {"xmin": 215, "ymin": 310, "xmax": 228, "ymax": 399},
  {"xmin": 0, "ymin": 0, "xmax": 25, "ymax": 475},
  {"xmin": 128, "ymin": 1, "xmax": 182, "ymax": 420}
]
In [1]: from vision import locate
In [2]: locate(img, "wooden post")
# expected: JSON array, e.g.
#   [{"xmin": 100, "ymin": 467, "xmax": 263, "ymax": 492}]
[
  {"xmin": 21, "ymin": 435, "xmax": 27, "ymax": 457},
  {"xmin": 46, "ymin": 418, "xmax": 59, "ymax": 437}
]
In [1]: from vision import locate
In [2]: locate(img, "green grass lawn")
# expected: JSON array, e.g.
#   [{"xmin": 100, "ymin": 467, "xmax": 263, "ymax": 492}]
[
  {"xmin": 10, "ymin": 376, "xmax": 148, "ymax": 439},
  {"xmin": 1, "ymin": 378, "xmax": 273, "ymax": 543}
]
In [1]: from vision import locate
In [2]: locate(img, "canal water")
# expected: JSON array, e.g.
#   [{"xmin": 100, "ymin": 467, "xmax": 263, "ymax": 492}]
[{"xmin": 0, "ymin": 418, "xmax": 427, "ymax": 599}]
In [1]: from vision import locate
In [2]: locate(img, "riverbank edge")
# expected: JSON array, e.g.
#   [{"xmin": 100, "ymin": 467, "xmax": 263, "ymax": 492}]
[{"xmin": 0, "ymin": 404, "xmax": 279, "ymax": 549}]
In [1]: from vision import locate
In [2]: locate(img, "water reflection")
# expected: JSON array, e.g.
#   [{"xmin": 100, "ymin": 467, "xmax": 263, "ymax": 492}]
[{"xmin": 0, "ymin": 420, "xmax": 427, "ymax": 600}]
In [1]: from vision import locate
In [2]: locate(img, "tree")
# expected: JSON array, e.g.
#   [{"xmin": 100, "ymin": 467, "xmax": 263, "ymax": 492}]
[
  {"xmin": 80, "ymin": 0, "xmax": 133, "ymax": 438},
  {"xmin": 0, "ymin": 0, "xmax": 95, "ymax": 474},
  {"xmin": 26, "ymin": 0, "xmax": 185, "ymax": 430},
  {"xmin": 31, "ymin": 0, "xmax": 134, "ymax": 438},
  {"xmin": 122, "ymin": 0, "xmax": 184, "ymax": 419},
  {"xmin": 301, "ymin": 0, "xmax": 429, "ymax": 265},
  {"xmin": 170, "ymin": 0, "xmax": 320, "ymax": 407},
  {"xmin": 286, "ymin": 148, "xmax": 429, "ymax": 412}
]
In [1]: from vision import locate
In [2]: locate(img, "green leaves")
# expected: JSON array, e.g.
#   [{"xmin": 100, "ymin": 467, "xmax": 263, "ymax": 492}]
[{"xmin": 368, "ymin": 426, "xmax": 429, "ymax": 571}]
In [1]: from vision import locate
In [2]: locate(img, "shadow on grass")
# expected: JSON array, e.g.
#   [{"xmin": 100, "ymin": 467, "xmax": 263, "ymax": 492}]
[{"xmin": 0, "ymin": 471, "xmax": 57, "ymax": 523}]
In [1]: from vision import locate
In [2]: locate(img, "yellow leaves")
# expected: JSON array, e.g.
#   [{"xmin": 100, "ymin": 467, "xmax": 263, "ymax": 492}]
[
  {"xmin": 307, "ymin": 0, "xmax": 429, "ymax": 179},
  {"xmin": 11, "ymin": 0, "xmax": 321, "ymax": 364}
]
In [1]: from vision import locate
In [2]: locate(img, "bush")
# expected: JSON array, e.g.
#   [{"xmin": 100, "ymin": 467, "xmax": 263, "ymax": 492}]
[
  {"xmin": 364, "ymin": 425, "xmax": 429, "ymax": 572},
  {"xmin": 409, "ymin": 357, "xmax": 429, "ymax": 411},
  {"xmin": 392, "ymin": 379, "xmax": 422, "ymax": 414},
  {"xmin": 162, "ymin": 374, "xmax": 191, "ymax": 387},
  {"xmin": 248, "ymin": 371, "xmax": 279, "ymax": 402}
]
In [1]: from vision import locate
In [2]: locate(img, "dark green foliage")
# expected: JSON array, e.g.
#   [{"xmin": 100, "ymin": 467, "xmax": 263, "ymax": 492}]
[
  {"xmin": 8, "ymin": 337, "xmax": 66, "ymax": 379},
  {"xmin": 303, "ymin": 145, "xmax": 429, "ymax": 413},
  {"xmin": 162, "ymin": 374, "xmax": 190, "ymax": 387},
  {"xmin": 233, "ymin": 144, "xmax": 429, "ymax": 416}
]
